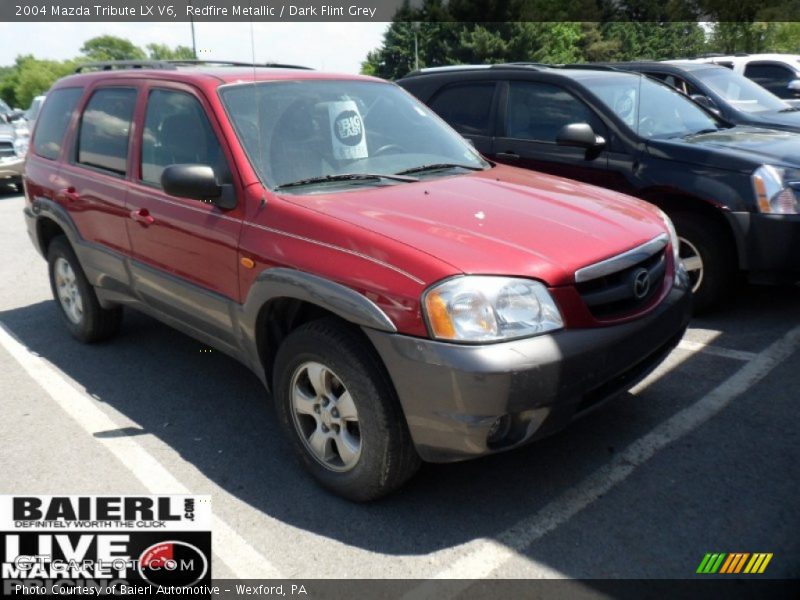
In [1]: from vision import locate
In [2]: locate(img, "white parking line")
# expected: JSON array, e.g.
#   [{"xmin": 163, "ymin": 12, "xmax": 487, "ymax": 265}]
[
  {"xmin": 676, "ymin": 339, "xmax": 757, "ymax": 362},
  {"xmin": 406, "ymin": 324, "xmax": 800, "ymax": 595},
  {"xmin": 0, "ymin": 322, "xmax": 284, "ymax": 579}
]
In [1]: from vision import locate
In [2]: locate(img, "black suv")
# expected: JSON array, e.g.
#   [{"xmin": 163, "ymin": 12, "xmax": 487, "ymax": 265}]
[
  {"xmin": 398, "ymin": 64, "xmax": 800, "ymax": 311},
  {"xmin": 607, "ymin": 61, "xmax": 800, "ymax": 133}
]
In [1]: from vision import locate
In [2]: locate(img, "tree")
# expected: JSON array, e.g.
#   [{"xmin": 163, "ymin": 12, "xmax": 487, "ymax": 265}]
[
  {"xmin": 80, "ymin": 35, "xmax": 146, "ymax": 61},
  {"xmin": 146, "ymin": 43, "xmax": 196, "ymax": 60}
]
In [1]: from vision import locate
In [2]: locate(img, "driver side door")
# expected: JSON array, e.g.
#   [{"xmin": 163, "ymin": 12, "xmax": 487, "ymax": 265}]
[
  {"xmin": 125, "ymin": 82, "xmax": 244, "ymax": 350},
  {"xmin": 490, "ymin": 80, "xmax": 610, "ymax": 187}
]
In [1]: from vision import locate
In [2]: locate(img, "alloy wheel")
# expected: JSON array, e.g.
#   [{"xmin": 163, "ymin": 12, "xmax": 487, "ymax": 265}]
[{"xmin": 290, "ymin": 361, "xmax": 362, "ymax": 472}]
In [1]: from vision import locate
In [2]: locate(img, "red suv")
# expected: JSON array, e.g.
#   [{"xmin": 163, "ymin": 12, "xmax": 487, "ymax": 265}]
[{"xmin": 23, "ymin": 61, "xmax": 691, "ymax": 500}]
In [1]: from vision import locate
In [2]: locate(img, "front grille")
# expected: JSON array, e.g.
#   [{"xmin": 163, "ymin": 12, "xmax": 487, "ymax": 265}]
[
  {"xmin": 0, "ymin": 141, "xmax": 13, "ymax": 158},
  {"xmin": 575, "ymin": 236, "xmax": 668, "ymax": 320}
]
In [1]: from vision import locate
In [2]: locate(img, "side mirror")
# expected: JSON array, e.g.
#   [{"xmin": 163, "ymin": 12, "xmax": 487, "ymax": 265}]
[
  {"xmin": 161, "ymin": 164, "xmax": 236, "ymax": 210},
  {"xmin": 7, "ymin": 110, "xmax": 25, "ymax": 122},
  {"xmin": 556, "ymin": 123, "xmax": 605, "ymax": 149},
  {"xmin": 787, "ymin": 79, "xmax": 800, "ymax": 94}
]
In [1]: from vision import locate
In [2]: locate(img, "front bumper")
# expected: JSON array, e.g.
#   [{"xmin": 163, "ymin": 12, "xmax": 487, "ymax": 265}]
[
  {"xmin": 728, "ymin": 212, "xmax": 800, "ymax": 282},
  {"xmin": 366, "ymin": 284, "xmax": 691, "ymax": 462},
  {"xmin": 0, "ymin": 156, "xmax": 23, "ymax": 179}
]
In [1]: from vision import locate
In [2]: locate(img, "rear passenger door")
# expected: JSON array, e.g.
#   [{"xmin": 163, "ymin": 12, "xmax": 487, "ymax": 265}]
[
  {"xmin": 125, "ymin": 82, "xmax": 244, "ymax": 347},
  {"xmin": 492, "ymin": 80, "xmax": 609, "ymax": 187},
  {"xmin": 59, "ymin": 84, "xmax": 138, "ymax": 258},
  {"xmin": 427, "ymin": 81, "xmax": 498, "ymax": 156}
]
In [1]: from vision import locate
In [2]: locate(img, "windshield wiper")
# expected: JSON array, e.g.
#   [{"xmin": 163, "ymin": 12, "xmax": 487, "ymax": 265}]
[
  {"xmin": 686, "ymin": 128, "xmax": 721, "ymax": 136},
  {"xmin": 274, "ymin": 172, "xmax": 418, "ymax": 190},
  {"xmin": 778, "ymin": 106, "xmax": 800, "ymax": 113},
  {"xmin": 396, "ymin": 163, "xmax": 484, "ymax": 176}
]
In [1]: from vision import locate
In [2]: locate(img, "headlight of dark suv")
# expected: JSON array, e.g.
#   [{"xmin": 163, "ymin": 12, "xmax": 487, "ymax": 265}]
[{"xmin": 752, "ymin": 165, "xmax": 799, "ymax": 214}]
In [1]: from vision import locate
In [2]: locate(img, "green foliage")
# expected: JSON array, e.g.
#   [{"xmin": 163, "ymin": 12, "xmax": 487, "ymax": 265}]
[
  {"xmin": 0, "ymin": 36, "xmax": 195, "ymax": 108},
  {"xmin": 145, "ymin": 43, "xmax": 196, "ymax": 60},
  {"xmin": 362, "ymin": 1, "xmax": 800, "ymax": 80},
  {"xmin": 80, "ymin": 35, "xmax": 147, "ymax": 62}
]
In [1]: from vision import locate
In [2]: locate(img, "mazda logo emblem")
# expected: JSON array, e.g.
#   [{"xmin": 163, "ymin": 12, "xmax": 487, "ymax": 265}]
[{"xmin": 632, "ymin": 268, "xmax": 651, "ymax": 300}]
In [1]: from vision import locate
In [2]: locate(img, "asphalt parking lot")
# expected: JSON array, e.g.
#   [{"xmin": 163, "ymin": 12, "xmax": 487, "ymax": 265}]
[{"xmin": 1, "ymin": 186, "xmax": 798, "ymax": 583}]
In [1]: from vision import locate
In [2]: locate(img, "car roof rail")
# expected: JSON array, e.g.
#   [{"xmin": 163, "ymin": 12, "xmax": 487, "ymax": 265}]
[
  {"xmin": 498, "ymin": 62, "xmax": 550, "ymax": 69},
  {"xmin": 75, "ymin": 59, "xmax": 312, "ymax": 73},
  {"xmin": 554, "ymin": 63, "xmax": 622, "ymax": 71}
]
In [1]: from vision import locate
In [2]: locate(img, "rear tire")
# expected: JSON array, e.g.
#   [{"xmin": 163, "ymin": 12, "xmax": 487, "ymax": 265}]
[
  {"xmin": 670, "ymin": 212, "xmax": 736, "ymax": 313},
  {"xmin": 47, "ymin": 235, "xmax": 122, "ymax": 343},
  {"xmin": 272, "ymin": 317, "xmax": 420, "ymax": 501}
]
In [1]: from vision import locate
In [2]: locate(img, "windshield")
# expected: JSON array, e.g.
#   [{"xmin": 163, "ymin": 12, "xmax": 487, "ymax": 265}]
[
  {"xmin": 697, "ymin": 68, "xmax": 790, "ymax": 114},
  {"xmin": 584, "ymin": 74, "xmax": 722, "ymax": 139},
  {"xmin": 220, "ymin": 80, "xmax": 488, "ymax": 191}
]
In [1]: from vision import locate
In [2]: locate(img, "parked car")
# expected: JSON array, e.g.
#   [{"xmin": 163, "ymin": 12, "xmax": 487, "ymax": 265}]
[
  {"xmin": 0, "ymin": 112, "xmax": 27, "ymax": 192},
  {"xmin": 592, "ymin": 62, "xmax": 800, "ymax": 133},
  {"xmin": 23, "ymin": 60, "xmax": 691, "ymax": 500},
  {"xmin": 25, "ymin": 94, "xmax": 46, "ymax": 126},
  {"xmin": 675, "ymin": 54, "xmax": 800, "ymax": 103},
  {"xmin": 398, "ymin": 64, "xmax": 800, "ymax": 310}
]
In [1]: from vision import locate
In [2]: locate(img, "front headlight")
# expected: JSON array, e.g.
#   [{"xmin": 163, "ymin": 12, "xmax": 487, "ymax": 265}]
[
  {"xmin": 657, "ymin": 209, "xmax": 688, "ymax": 287},
  {"xmin": 423, "ymin": 276, "xmax": 563, "ymax": 342},
  {"xmin": 752, "ymin": 165, "xmax": 799, "ymax": 214},
  {"xmin": 13, "ymin": 137, "xmax": 28, "ymax": 158},
  {"xmin": 657, "ymin": 209, "xmax": 680, "ymax": 266}
]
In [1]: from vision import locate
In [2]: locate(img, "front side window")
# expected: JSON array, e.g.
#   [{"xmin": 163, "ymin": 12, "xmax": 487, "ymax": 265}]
[
  {"xmin": 429, "ymin": 82, "xmax": 496, "ymax": 135},
  {"xmin": 505, "ymin": 81, "xmax": 600, "ymax": 142},
  {"xmin": 220, "ymin": 80, "xmax": 487, "ymax": 192},
  {"xmin": 584, "ymin": 74, "xmax": 721, "ymax": 139},
  {"xmin": 77, "ymin": 87, "xmax": 137, "ymax": 175},
  {"xmin": 141, "ymin": 89, "xmax": 231, "ymax": 187},
  {"xmin": 744, "ymin": 63, "xmax": 796, "ymax": 97},
  {"xmin": 32, "ymin": 88, "xmax": 83, "ymax": 160}
]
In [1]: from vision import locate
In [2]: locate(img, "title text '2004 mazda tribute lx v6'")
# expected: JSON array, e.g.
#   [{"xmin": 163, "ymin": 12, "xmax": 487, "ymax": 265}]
[{"xmin": 23, "ymin": 62, "xmax": 691, "ymax": 500}]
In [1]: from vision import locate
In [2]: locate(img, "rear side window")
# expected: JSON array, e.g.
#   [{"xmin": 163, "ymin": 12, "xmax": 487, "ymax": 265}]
[
  {"xmin": 429, "ymin": 82, "xmax": 496, "ymax": 135},
  {"xmin": 32, "ymin": 88, "xmax": 83, "ymax": 160},
  {"xmin": 505, "ymin": 81, "xmax": 600, "ymax": 142},
  {"xmin": 77, "ymin": 87, "xmax": 137, "ymax": 175},
  {"xmin": 141, "ymin": 89, "xmax": 231, "ymax": 186}
]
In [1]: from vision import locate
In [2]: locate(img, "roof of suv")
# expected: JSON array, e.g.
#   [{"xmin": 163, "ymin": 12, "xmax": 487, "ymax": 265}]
[
  {"xmin": 57, "ymin": 62, "xmax": 378, "ymax": 89},
  {"xmin": 402, "ymin": 63, "xmax": 639, "ymax": 81}
]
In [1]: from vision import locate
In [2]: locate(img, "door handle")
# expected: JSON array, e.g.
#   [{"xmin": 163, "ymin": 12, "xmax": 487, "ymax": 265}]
[
  {"xmin": 60, "ymin": 187, "xmax": 80, "ymax": 203},
  {"xmin": 496, "ymin": 151, "xmax": 520, "ymax": 161},
  {"xmin": 130, "ymin": 208, "xmax": 155, "ymax": 226}
]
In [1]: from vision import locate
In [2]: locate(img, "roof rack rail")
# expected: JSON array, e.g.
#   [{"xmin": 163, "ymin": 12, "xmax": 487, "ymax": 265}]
[
  {"xmin": 555, "ymin": 63, "xmax": 621, "ymax": 71},
  {"xmin": 498, "ymin": 62, "xmax": 550, "ymax": 69},
  {"xmin": 75, "ymin": 59, "xmax": 312, "ymax": 73}
]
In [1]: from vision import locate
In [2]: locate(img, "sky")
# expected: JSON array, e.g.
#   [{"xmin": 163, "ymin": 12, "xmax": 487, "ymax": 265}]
[{"xmin": 0, "ymin": 22, "xmax": 390, "ymax": 73}]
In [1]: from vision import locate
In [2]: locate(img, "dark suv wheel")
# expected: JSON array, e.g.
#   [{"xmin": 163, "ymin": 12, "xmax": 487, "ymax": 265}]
[
  {"xmin": 671, "ymin": 212, "xmax": 736, "ymax": 313},
  {"xmin": 47, "ymin": 236, "xmax": 123, "ymax": 342},
  {"xmin": 272, "ymin": 318, "xmax": 420, "ymax": 501}
]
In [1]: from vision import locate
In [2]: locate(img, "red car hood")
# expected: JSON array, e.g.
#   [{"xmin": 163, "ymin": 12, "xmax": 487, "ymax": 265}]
[{"xmin": 281, "ymin": 166, "xmax": 666, "ymax": 287}]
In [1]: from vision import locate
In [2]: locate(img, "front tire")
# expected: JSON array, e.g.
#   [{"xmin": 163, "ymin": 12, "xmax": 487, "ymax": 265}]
[
  {"xmin": 670, "ymin": 212, "xmax": 736, "ymax": 313},
  {"xmin": 47, "ymin": 236, "xmax": 122, "ymax": 343},
  {"xmin": 272, "ymin": 318, "xmax": 420, "ymax": 501}
]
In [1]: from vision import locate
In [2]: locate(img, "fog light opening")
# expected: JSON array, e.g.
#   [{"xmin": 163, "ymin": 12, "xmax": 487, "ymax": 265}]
[{"xmin": 486, "ymin": 414, "xmax": 512, "ymax": 445}]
